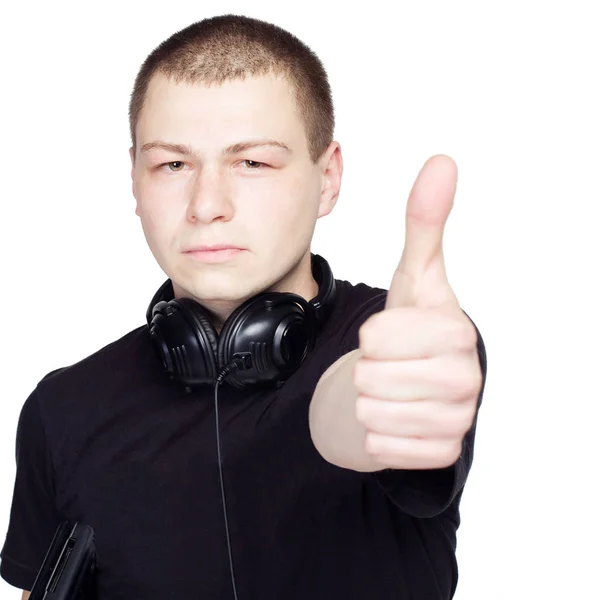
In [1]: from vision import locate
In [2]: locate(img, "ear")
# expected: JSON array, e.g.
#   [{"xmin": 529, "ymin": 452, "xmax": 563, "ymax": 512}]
[
  {"xmin": 129, "ymin": 146, "xmax": 140, "ymax": 217},
  {"xmin": 317, "ymin": 141, "xmax": 343, "ymax": 219}
]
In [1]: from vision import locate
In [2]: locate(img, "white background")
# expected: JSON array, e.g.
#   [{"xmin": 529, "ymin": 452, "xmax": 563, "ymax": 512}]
[{"xmin": 1, "ymin": 1, "xmax": 599, "ymax": 598}]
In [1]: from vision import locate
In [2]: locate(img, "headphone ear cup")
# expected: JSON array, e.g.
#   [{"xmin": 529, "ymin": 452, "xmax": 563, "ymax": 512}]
[
  {"xmin": 149, "ymin": 298, "xmax": 220, "ymax": 386},
  {"xmin": 181, "ymin": 300, "xmax": 219, "ymax": 357},
  {"xmin": 176, "ymin": 299, "xmax": 220, "ymax": 380},
  {"xmin": 219, "ymin": 292, "xmax": 315, "ymax": 388}
]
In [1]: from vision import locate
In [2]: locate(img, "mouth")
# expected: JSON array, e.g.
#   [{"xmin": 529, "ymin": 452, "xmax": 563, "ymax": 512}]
[
  {"xmin": 184, "ymin": 244, "xmax": 242, "ymax": 252},
  {"xmin": 183, "ymin": 245, "xmax": 245, "ymax": 263}
]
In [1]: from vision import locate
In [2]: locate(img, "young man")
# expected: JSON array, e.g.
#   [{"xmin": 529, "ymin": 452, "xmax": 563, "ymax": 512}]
[{"xmin": 1, "ymin": 14, "xmax": 486, "ymax": 600}]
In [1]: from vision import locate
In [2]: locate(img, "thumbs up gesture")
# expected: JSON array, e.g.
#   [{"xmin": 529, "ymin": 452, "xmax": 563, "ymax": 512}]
[{"xmin": 354, "ymin": 155, "xmax": 482, "ymax": 470}]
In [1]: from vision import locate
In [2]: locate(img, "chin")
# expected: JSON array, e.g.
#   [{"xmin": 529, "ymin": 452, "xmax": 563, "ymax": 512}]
[{"xmin": 176, "ymin": 271, "xmax": 259, "ymax": 305}]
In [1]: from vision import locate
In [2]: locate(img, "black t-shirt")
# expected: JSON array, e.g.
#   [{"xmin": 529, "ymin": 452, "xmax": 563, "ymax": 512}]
[{"xmin": 0, "ymin": 277, "xmax": 487, "ymax": 599}]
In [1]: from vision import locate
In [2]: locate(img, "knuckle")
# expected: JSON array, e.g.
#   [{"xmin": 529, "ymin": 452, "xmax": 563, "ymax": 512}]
[
  {"xmin": 449, "ymin": 440, "xmax": 463, "ymax": 463},
  {"xmin": 458, "ymin": 366, "xmax": 482, "ymax": 400},
  {"xmin": 353, "ymin": 359, "xmax": 370, "ymax": 391},
  {"xmin": 355, "ymin": 396, "xmax": 371, "ymax": 425},
  {"xmin": 462, "ymin": 405, "xmax": 476, "ymax": 431},
  {"xmin": 447, "ymin": 359, "xmax": 481, "ymax": 399},
  {"xmin": 444, "ymin": 363, "xmax": 470, "ymax": 396},
  {"xmin": 466, "ymin": 379, "xmax": 482, "ymax": 400},
  {"xmin": 364, "ymin": 431, "xmax": 378, "ymax": 454},
  {"xmin": 449, "ymin": 320, "xmax": 477, "ymax": 351},
  {"xmin": 436, "ymin": 409, "xmax": 465, "ymax": 438},
  {"xmin": 357, "ymin": 321, "xmax": 373, "ymax": 350},
  {"xmin": 439, "ymin": 440, "xmax": 462, "ymax": 467},
  {"xmin": 468, "ymin": 364, "xmax": 483, "ymax": 396},
  {"xmin": 452, "ymin": 406, "xmax": 474, "ymax": 435},
  {"xmin": 358, "ymin": 313, "xmax": 383, "ymax": 353}
]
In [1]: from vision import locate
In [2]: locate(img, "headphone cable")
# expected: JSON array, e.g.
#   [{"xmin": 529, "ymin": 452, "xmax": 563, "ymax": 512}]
[{"xmin": 214, "ymin": 360, "xmax": 246, "ymax": 600}]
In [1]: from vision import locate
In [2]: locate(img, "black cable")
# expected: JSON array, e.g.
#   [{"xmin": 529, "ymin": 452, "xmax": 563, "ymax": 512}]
[{"xmin": 214, "ymin": 361, "xmax": 245, "ymax": 600}]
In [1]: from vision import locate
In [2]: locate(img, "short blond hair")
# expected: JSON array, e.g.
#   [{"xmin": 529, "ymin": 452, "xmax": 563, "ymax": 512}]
[{"xmin": 129, "ymin": 14, "xmax": 335, "ymax": 163}]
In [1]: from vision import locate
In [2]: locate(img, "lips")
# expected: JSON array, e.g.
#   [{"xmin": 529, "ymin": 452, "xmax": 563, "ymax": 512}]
[
  {"xmin": 183, "ymin": 245, "xmax": 244, "ymax": 264},
  {"xmin": 184, "ymin": 244, "xmax": 241, "ymax": 252}
]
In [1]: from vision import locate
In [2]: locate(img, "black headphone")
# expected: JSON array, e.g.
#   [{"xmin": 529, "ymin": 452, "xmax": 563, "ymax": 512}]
[{"xmin": 146, "ymin": 253, "xmax": 336, "ymax": 389}]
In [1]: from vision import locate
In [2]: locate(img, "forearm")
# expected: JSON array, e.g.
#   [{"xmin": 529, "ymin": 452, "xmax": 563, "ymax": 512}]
[{"xmin": 308, "ymin": 349, "xmax": 383, "ymax": 473}]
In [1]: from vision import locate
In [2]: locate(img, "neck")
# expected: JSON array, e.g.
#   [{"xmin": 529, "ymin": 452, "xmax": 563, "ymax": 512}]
[{"xmin": 173, "ymin": 253, "xmax": 319, "ymax": 334}]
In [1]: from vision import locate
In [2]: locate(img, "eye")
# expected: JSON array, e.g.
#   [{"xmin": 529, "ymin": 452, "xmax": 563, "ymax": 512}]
[
  {"xmin": 160, "ymin": 161, "xmax": 185, "ymax": 172},
  {"xmin": 243, "ymin": 160, "xmax": 265, "ymax": 169}
]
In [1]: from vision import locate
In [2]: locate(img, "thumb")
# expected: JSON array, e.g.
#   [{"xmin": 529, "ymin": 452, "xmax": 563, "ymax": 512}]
[{"xmin": 386, "ymin": 154, "xmax": 458, "ymax": 309}]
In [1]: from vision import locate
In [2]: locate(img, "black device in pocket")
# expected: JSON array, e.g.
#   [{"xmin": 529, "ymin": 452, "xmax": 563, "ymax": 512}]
[{"xmin": 29, "ymin": 521, "xmax": 96, "ymax": 600}]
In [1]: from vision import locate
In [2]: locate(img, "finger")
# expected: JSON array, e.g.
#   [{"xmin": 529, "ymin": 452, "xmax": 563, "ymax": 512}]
[
  {"xmin": 365, "ymin": 433, "xmax": 462, "ymax": 470},
  {"xmin": 358, "ymin": 309, "xmax": 477, "ymax": 360},
  {"xmin": 386, "ymin": 154, "xmax": 458, "ymax": 309},
  {"xmin": 353, "ymin": 353, "xmax": 481, "ymax": 402},
  {"xmin": 356, "ymin": 396, "xmax": 475, "ymax": 439}
]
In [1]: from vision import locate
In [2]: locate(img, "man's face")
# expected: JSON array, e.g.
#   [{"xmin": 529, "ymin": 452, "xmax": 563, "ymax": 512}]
[{"xmin": 130, "ymin": 72, "xmax": 341, "ymax": 313}]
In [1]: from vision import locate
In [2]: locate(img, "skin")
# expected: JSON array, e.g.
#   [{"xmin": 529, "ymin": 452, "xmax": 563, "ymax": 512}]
[
  {"xmin": 310, "ymin": 155, "xmax": 483, "ymax": 472},
  {"xmin": 130, "ymin": 72, "xmax": 343, "ymax": 332}
]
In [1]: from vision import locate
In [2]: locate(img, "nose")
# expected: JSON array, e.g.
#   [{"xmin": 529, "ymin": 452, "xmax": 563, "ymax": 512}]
[{"xmin": 186, "ymin": 167, "xmax": 234, "ymax": 224}]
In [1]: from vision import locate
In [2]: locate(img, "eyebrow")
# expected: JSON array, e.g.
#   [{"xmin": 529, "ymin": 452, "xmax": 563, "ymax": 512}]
[{"xmin": 140, "ymin": 139, "xmax": 292, "ymax": 156}]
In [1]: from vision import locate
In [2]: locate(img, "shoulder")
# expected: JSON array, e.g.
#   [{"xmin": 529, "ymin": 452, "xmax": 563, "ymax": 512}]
[
  {"xmin": 34, "ymin": 324, "xmax": 155, "ymax": 419},
  {"xmin": 332, "ymin": 278, "xmax": 388, "ymax": 309},
  {"xmin": 321, "ymin": 278, "xmax": 388, "ymax": 347},
  {"xmin": 305, "ymin": 279, "xmax": 387, "ymax": 374}
]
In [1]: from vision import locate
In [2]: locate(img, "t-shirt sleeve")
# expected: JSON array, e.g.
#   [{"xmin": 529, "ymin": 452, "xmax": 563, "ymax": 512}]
[
  {"xmin": 338, "ymin": 292, "xmax": 488, "ymax": 519},
  {"xmin": 0, "ymin": 386, "xmax": 65, "ymax": 591}
]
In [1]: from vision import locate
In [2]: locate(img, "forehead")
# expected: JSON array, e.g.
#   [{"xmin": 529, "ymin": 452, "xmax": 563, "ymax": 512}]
[{"xmin": 137, "ymin": 72, "xmax": 306, "ymax": 150}]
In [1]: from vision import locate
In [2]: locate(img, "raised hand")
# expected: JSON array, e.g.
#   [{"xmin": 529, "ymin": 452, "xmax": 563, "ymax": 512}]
[{"xmin": 354, "ymin": 155, "xmax": 482, "ymax": 470}]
